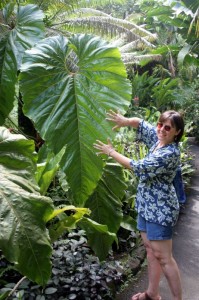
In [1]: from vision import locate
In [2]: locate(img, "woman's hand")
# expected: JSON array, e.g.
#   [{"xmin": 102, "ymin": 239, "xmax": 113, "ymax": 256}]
[
  {"xmin": 106, "ymin": 110, "xmax": 129, "ymax": 130},
  {"xmin": 93, "ymin": 138, "xmax": 131, "ymax": 169},
  {"xmin": 93, "ymin": 138, "xmax": 114, "ymax": 156}
]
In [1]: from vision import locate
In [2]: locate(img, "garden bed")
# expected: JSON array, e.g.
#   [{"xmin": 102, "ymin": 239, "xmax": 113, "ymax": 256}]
[{"xmin": 0, "ymin": 229, "xmax": 146, "ymax": 300}]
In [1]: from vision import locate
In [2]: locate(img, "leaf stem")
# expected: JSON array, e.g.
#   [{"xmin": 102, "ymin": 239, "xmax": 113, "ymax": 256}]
[{"xmin": 7, "ymin": 276, "xmax": 27, "ymax": 298}]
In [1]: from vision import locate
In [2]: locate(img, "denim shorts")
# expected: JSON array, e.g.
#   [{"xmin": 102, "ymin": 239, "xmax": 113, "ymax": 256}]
[{"xmin": 137, "ymin": 214, "xmax": 173, "ymax": 240}]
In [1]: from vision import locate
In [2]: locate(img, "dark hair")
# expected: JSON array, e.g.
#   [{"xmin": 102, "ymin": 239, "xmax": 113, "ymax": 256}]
[{"xmin": 158, "ymin": 110, "xmax": 184, "ymax": 143}]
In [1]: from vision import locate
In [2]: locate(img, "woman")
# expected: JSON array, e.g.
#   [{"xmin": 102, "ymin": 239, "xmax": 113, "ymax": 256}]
[{"xmin": 93, "ymin": 110, "xmax": 184, "ymax": 300}]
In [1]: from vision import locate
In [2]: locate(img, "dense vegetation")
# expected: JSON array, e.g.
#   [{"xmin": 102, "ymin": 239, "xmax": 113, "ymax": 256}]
[{"xmin": 0, "ymin": 0, "xmax": 198, "ymax": 299}]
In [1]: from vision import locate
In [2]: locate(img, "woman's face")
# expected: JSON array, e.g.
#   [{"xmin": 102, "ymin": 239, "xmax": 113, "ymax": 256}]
[{"xmin": 156, "ymin": 119, "xmax": 181, "ymax": 145}]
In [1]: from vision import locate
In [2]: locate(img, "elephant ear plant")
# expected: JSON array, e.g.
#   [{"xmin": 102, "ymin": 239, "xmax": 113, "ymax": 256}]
[
  {"xmin": 19, "ymin": 34, "xmax": 131, "ymax": 253},
  {"xmin": 19, "ymin": 34, "xmax": 132, "ymax": 260},
  {"xmin": 0, "ymin": 3, "xmax": 132, "ymax": 287},
  {"xmin": 20, "ymin": 33, "xmax": 131, "ymax": 206}
]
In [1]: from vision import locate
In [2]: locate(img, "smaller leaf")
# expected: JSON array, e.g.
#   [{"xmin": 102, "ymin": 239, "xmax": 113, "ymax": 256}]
[
  {"xmin": 36, "ymin": 296, "xmax": 45, "ymax": 300},
  {"xmin": 46, "ymin": 205, "xmax": 91, "ymax": 222},
  {"xmin": 177, "ymin": 45, "xmax": 191, "ymax": 67},
  {"xmin": 36, "ymin": 144, "xmax": 65, "ymax": 195},
  {"xmin": 120, "ymin": 215, "xmax": 137, "ymax": 231},
  {"xmin": 79, "ymin": 217, "xmax": 117, "ymax": 261},
  {"xmin": 44, "ymin": 287, "xmax": 57, "ymax": 294},
  {"xmin": 68, "ymin": 294, "xmax": 76, "ymax": 300},
  {"xmin": 48, "ymin": 206, "xmax": 91, "ymax": 242}
]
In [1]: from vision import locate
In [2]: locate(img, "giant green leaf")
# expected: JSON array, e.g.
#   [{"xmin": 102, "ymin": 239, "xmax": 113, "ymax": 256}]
[
  {"xmin": 0, "ymin": 4, "xmax": 45, "ymax": 125},
  {"xmin": 20, "ymin": 34, "xmax": 131, "ymax": 206},
  {"xmin": 0, "ymin": 127, "xmax": 54, "ymax": 286}
]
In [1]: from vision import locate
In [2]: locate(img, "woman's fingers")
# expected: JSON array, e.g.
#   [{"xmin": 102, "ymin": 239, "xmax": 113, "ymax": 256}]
[
  {"xmin": 95, "ymin": 140, "xmax": 104, "ymax": 145},
  {"xmin": 106, "ymin": 110, "xmax": 117, "ymax": 118},
  {"xmin": 93, "ymin": 140, "xmax": 105, "ymax": 150},
  {"xmin": 106, "ymin": 110, "xmax": 118, "ymax": 121},
  {"xmin": 112, "ymin": 125, "xmax": 119, "ymax": 131},
  {"xmin": 107, "ymin": 137, "xmax": 111, "ymax": 144},
  {"xmin": 107, "ymin": 109, "xmax": 117, "ymax": 115},
  {"xmin": 106, "ymin": 110, "xmax": 118, "ymax": 119},
  {"xmin": 106, "ymin": 110, "xmax": 125, "ymax": 129},
  {"xmin": 93, "ymin": 139, "xmax": 113, "ymax": 156},
  {"xmin": 93, "ymin": 143, "xmax": 102, "ymax": 150}
]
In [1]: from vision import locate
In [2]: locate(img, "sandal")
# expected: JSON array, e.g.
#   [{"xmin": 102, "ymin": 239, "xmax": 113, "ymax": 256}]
[{"xmin": 132, "ymin": 291, "xmax": 161, "ymax": 300}]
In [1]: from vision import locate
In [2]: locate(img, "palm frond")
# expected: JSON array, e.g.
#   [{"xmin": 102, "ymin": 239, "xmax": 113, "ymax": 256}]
[
  {"xmin": 51, "ymin": 16, "xmax": 157, "ymax": 44},
  {"xmin": 78, "ymin": 0, "xmax": 126, "ymax": 6},
  {"xmin": 53, "ymin": 15, "xmax": 156, "ymax": 38},
  {"xmin": 188, "ymin": 7, "xmax": 199, "ymax": 37},
  {"xmin": 122, "ymin": 53, "xmax": 162, "ymax": 65},
  {"xmin": 73, "ymin": 8, "xmax": 111, "ymax": 17},
  {"xmin": 55, "ymin": 8, "xmax": 110, "ymax": 21},
  {"xmin": 119, "ymin": 37, "xmax": 156, "ymax": 52}
]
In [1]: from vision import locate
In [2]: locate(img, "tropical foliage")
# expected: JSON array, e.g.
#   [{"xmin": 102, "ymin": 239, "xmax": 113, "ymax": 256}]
[
  {"xmin": 137, "ymin": 0, "xmax": 199, "ymax": 137},
  {"xmin": 0, "ymin": 0, "xmax": 198, "ymax": 293},
  {"xmin": 0, "ymin": 1, "xmax": 134, "ymax": 286},
  {"xmin": 137, "ymin": 0, "xmax": 199, "ymax": 72}
]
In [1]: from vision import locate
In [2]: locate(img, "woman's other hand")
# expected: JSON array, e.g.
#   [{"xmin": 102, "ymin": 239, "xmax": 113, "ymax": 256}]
[
  {"xmin": 93, "ymin": 138, "xmax": 114, "ymax": 156},
  {"xmin": 106, "ymin": 110, "xmax": 129, "ymax": 130},
  {"xmin": 106, "ymin": 110, "xmax": 141, "ymax": 130},
  {"xmin": 93, "ymin": 138, "xmax": 131, "ymax": 168}
]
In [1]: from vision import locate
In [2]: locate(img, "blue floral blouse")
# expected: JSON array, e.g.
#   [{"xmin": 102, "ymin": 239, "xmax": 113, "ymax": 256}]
[{"xmin": 130, "ymin": 120, "xmax": 181, "ymax": 226}]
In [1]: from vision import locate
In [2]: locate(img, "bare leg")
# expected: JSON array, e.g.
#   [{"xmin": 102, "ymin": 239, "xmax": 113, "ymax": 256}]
[
  {"xmin": 150, "ymin": 239, "xmax": 182, "ymax": 300},
  {"xmin": 132, "ymin": 232, "xmax": 162, "ymax": 300},
  {"xmin": 142, "ymin": 232, "xmax": 162, "ymax": 298},
  {"xmin": 131, "ymin": 233, "xmax": 182, "ymax": 300}
]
